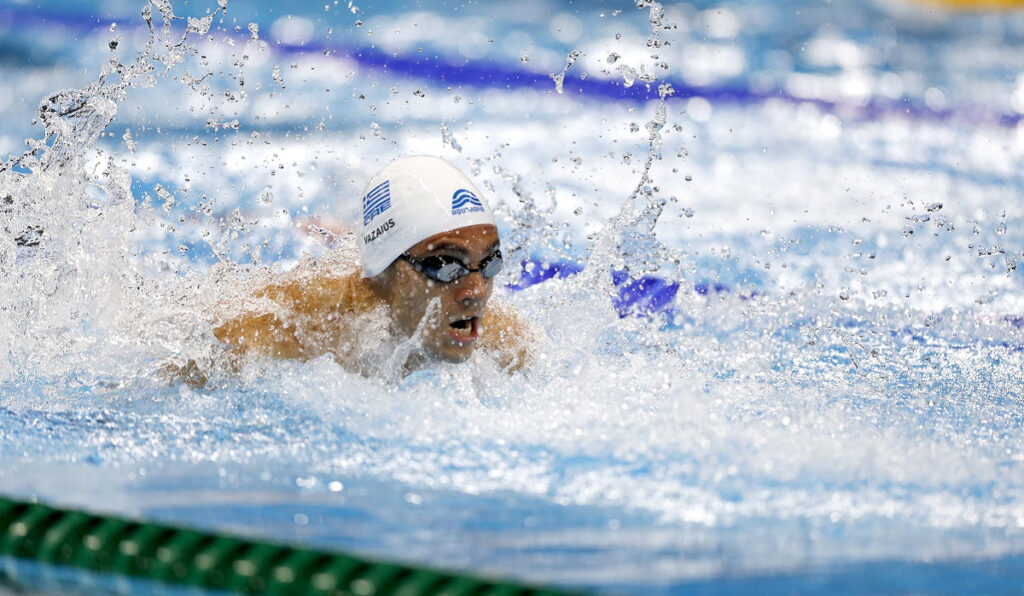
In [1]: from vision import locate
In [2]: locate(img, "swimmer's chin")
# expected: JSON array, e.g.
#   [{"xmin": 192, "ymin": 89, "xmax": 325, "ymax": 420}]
[
  {"xmin": 437, "ymin": 351, "xmax": 473, "ymax": 364},
  {"xmin": 422, "ymin": 330, "xmax": 480, "ymax": 363},
  {"xmin": 425, "ymin": 344, "xmax": 475, "ymax": 364}
]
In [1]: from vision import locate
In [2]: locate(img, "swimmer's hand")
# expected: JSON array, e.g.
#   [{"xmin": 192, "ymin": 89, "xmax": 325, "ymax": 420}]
[{"xmin": 158, "ymin": 359, "xmax": 209, "ymax": 389}]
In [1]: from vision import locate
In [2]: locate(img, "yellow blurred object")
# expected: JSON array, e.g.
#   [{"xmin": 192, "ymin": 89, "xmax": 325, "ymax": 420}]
[{"xmin": 914, "ymin": 0, "xmax": 1024, "ymax": 9}]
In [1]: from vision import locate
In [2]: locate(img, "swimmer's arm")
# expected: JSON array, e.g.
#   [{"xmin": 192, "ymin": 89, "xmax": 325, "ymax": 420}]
[
  {"xmin": 212, "ymin": 269, "xmax": 368, "ymax": 360},
  {"xmin": 480, "ymin": 301, "xmax": 534, "ymax": 372},
  {"xmin": 153, "ymin": 281, "xmax": 308, "ymax": 389},
  {"xmin": 161, "ymin": 304, "xmax": 305, "ymax": 388},
  {"xmin": 213, "ymin": 310, "xmax": 307, "ymax": 359},
  {"xmin": 212, "ymin": 273, "xmax": 325, "ymax": 359}
]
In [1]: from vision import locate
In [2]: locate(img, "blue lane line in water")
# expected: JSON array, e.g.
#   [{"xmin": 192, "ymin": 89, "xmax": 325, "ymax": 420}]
[
  {"xmin": 512, "ymin": 258, "xmax": 1024, "ymax": 352},
  {"xmin": 510, "ymin": 258, "xmax": 750, "ymax": 323},
  {"xmin": 4, "ymin": 6, "xmax": 1023, "ymax": 128},
  {"xmin": 337, "ymin": 47, "xmax": 1023, "ymax": 128}
]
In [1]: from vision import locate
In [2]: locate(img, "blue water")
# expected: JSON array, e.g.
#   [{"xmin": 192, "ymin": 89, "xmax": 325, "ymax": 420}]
[{"xmin": 1, "ymin": 0, "xmax": 1024, "ymax": 594}]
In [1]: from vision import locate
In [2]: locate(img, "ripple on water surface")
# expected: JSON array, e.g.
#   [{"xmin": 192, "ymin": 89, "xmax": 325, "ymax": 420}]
[{"xmin": 0, "ymin": 0, "xmax": 1023, "ymax": 593}]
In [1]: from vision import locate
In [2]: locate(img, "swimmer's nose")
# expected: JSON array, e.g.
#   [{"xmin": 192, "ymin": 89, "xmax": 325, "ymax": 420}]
[{"xmin": 455, "ymin": 271, "xmax": 489, "ymax": 307}]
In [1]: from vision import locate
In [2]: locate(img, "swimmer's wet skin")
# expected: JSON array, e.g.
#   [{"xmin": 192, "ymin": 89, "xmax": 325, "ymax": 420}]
[{"xmin": 199, "ymin": 156, "xmax": 532, "ymax": 383}]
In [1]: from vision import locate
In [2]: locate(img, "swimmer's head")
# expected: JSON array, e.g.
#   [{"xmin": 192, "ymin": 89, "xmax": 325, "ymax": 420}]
[
  {"xmin": 357, "ymin": 155, "xmax": 496, "ymax": 278},
  {"xmin": 358, "ymin": 156, "xmax": 502, "ymax": 363}
]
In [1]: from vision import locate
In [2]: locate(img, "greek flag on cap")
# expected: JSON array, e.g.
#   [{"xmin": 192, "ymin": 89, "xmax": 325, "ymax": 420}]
[{"xmin": 362, "ymin": 180, "xmax": 391, "ymax": 225}]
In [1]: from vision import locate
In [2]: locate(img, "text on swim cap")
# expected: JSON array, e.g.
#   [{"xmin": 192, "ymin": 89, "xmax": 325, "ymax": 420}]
[
  {"xmin": 451, "ymin": 189, "xmax": 485, "ymax": 216},
  {"xmin": 362, "ymin": 180, "xmax": 392, "ymax": 225},
  {"xmin": 364, "ymin": 218, "xmax": 395, "ymax": 244}
]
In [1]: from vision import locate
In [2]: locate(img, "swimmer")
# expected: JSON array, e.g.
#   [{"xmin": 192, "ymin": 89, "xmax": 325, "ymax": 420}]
[{"xmin": 200, "ymin": 156, "xmax": 531, "ymax": 381}]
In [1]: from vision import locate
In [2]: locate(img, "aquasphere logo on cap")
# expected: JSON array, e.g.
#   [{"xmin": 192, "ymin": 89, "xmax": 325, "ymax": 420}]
[
  {"xmin": 451, "ymin": 188, "xmax": 485, "ymax": 216},
  {"xmin": 362, "ymin": 180, "xmax": 392, "ymax": 225}
]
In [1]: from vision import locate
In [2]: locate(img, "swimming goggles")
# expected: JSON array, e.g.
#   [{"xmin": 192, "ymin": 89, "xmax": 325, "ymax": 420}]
[{"xmin": 399, "ymin": 250, "xmax": 504, "ymax": 284}]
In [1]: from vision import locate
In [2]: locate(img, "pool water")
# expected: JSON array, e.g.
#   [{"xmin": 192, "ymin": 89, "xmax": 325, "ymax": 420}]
[{"xmin": 1, "ymin": 0, "xmax": 1024, "ymax": 593}]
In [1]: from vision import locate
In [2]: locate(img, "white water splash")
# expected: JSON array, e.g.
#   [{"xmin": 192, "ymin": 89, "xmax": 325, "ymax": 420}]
[{"xmin": 1, "ymin": 0, "xmax": 1024, "ymax": 592}]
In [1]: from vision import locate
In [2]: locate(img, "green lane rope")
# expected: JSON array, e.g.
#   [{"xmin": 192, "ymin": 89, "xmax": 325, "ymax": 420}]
[{"xmin": 0, "ymin": 495, "xmax": 582, "ymax": 596}]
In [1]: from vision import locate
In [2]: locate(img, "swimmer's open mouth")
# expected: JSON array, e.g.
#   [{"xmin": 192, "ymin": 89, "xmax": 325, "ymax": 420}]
[{"xmin": 449, "ymin": 316, "xmax": 479, "ymax": 342}]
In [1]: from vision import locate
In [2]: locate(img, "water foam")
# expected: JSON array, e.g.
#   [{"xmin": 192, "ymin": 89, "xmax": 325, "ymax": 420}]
[{"xmin": 1, "ymin": 0, "xmax": 1024, "ymax": 592}]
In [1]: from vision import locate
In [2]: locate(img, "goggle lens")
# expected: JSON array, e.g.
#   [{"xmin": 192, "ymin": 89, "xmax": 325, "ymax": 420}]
[{"xmin": 403, "ymin": 251, "xmax": 503, "ymax": 284}]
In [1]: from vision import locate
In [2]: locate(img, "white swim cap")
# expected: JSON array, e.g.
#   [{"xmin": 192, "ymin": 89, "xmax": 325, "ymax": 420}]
[{"xmin": 357, "ymin": 156, "xmax": 496, "ymax": 277}]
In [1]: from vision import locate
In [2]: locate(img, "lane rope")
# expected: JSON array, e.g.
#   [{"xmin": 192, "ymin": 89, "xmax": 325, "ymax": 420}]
[{"xmin": 0, "ymin": 494, "xmax": 582, "ymax": 596}]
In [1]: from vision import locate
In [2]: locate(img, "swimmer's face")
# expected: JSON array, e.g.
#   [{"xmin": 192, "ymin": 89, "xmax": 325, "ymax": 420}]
[{"xmin": 378, "ymin": 223, "xmax": 500, "ymax": 363}]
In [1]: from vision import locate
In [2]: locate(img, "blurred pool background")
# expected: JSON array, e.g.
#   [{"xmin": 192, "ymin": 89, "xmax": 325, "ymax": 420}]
[{"xmin": 1, "ymin": 0, "xmax": 1024, "ymax": 593}]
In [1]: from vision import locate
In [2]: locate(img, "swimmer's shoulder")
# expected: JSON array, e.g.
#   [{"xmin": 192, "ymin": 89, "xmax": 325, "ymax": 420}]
[
  {"xmin": 481, "ymin": 300, "xmax": 537, "ymax": 372},
  {"xmin": 211, "ymin": 252, "xmax": 379, "ymax": 360},
  {"xmin": 256, "ymin": 253, "xmax": 378, "ymax": 316}
]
